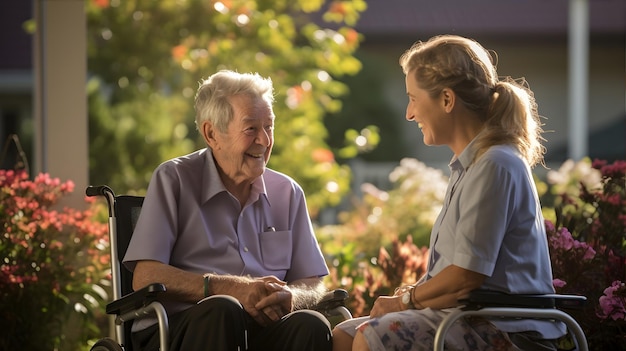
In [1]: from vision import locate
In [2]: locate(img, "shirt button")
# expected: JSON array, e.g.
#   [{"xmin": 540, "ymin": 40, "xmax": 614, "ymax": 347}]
[{"xmin": 244, "ymin": 247, "xmax": 249, "ymax": 252}]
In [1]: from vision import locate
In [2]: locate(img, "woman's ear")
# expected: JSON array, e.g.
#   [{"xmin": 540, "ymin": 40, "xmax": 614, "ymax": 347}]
[{"xmin": 441, "ymin": 88, "xmax": 455, "ymax": 113}]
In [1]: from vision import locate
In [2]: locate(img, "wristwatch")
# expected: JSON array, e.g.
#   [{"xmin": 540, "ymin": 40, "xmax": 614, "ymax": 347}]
[{"xmin": 401, "ymin": 290, "xmax": 415, "ymax": 309}]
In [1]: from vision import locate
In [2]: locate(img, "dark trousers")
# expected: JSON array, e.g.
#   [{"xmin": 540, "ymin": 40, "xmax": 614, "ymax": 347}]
[{"xmin": 131, "ymin": 295, "xmax": 332, "ymax": 351}]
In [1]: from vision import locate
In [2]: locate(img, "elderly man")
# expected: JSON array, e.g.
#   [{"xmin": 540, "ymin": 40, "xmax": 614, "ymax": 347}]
[{"xmin": 124, "ymin": 70, "xmax": 332, "ymax": 351}]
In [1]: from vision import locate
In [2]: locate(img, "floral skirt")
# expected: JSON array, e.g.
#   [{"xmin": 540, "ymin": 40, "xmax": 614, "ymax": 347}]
[{"xmin": 334, "ymin": 308, "xmax": 523, "ymax": 351}]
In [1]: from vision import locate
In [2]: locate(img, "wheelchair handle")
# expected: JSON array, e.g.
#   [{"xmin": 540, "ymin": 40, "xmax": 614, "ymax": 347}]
[
  {"xmin": 86, "ymin": 185, "xmax": 116, "ymax": 217},
  {"xmin": 86, "ymin": 185, "xmax": 115, "ymax": 197}
]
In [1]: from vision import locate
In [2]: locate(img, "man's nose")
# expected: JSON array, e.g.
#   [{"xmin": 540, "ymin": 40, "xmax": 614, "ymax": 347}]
[{"xmin": 257, "ymin": 129, "xmax": 272, "ymax": 146}]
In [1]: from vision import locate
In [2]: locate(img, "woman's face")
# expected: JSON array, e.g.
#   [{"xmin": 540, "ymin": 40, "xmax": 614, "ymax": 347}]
[
  {"xmin": 404, "ymin": 73, "xmax": 451, "ymax": 147},
  {"xmin": 206, "ymin": 94, "xmax": 274, "ymax": 185}
]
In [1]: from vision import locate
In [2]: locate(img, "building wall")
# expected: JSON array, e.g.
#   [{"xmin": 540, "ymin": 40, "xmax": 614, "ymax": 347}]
[{"xmin": 0, "ymin": 1, "xmax": 88, "ymax": 209}]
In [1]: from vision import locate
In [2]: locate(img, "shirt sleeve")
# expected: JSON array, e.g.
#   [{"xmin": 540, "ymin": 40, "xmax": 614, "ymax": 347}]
[
  {"xmin": 123, "ymin": 164, "xmax": 180, "ymax": 271},
  {"xmin": 452, "ymin": 157, "xmax": 518, "ymax": 276}
]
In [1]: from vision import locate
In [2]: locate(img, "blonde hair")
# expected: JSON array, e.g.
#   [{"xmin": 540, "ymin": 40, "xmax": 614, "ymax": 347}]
[
  {"xmin": 194, "ymin": 70, "xmax": 275, "ymax": 132},
  {"xmin": 399, "ymin": 35, "xmax": 545, "ymax": 167}
]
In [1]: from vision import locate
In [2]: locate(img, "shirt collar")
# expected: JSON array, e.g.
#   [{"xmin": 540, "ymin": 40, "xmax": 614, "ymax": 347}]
[
  {"xmin": 201, "ymin": 148, "xmax": 270, "ymax": 205},
  {"xmin": 449, "ymin": 137, "xmax": 479, "ymax": 172}
]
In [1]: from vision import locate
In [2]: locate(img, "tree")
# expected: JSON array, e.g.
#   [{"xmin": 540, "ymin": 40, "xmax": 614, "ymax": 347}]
[{"xmin": 86, "ymin": 0, "xmax": 370, "ymax": 217}]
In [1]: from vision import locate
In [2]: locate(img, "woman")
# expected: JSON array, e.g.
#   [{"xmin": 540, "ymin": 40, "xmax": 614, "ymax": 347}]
[{"xmin": 332, "ymin": 35, "xmax": 565, "ymax": 350}]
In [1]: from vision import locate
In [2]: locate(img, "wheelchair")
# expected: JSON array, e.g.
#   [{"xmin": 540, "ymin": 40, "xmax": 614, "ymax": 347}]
[
  {"xmin": 86, "ymin": 185, "xmax": 352, "ymax": 351},
  {"xmin": 434, "ymin": 290, "xmax": 588, "ymax": 351}
]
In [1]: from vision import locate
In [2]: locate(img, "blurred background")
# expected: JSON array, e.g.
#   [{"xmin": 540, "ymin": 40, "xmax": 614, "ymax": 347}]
[
  {"xmin": 0, "ymin": 2, "xmax": 624, "ymax": 349},
  {"xmin": 0, "ymin": 0, "xmax": 624, "ymax": 214}
]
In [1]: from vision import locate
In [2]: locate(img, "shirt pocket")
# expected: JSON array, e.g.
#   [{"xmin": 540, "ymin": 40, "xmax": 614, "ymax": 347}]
[{"xmin": 259, "ymin": 230, "xmax": 292, "ymax": 270}]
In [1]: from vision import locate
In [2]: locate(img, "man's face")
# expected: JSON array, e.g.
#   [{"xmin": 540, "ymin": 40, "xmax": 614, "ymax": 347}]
[{"xmin": 204, "ymin": 94, "xmax": 275, "ymax": 185}]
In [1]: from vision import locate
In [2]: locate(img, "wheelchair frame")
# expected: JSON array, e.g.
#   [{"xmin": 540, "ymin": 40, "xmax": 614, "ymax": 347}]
[{"xmin": 434, "ymin": 290, "xmax": 588, "ymax": 351}]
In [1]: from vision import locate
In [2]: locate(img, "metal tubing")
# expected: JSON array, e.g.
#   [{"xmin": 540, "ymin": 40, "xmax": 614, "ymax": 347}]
[
  {"xmin": 116, "ymin": 302, "xmax": 170, "ymax": 351},
  {"xmin": 434, "ymin": 308, "xmax": 588, "ymax": 351}
]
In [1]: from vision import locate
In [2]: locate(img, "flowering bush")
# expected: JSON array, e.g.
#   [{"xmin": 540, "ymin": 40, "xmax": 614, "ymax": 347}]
[
  {"xmin": 320, "ymin": 158, "xmax": 443, "ymax": 315},
  {"xmin": 544, "ymin": 158, "xmax": 626, "ymax": 350},
  {"xmin": 325, "ymin": 235, "xmax": 429, "ymax": 317},
  {"xmin": 0, "ymin": 170, "xmax": 109, "ymax": 351}
]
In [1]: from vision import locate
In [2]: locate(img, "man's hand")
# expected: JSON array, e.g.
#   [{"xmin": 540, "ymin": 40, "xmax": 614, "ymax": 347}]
[
  {"xmin": 255, "ymin": 282, "xmax": 293, "ymax": 322},
  {"xmin": 237, "ymin": 276, "xmax": 292, "ymax": 326}
]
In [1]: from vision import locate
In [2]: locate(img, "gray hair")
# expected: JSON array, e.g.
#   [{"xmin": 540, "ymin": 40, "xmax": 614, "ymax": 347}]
[{"xmin": 194, "ymin": 70, "xmax": 275, "ymax": 132}]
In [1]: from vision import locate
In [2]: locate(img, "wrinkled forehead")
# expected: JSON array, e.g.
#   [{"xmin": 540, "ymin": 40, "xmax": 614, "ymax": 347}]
[{"xmin": 229, "ymin": 94, "xmax": 274, "ymax": 120}]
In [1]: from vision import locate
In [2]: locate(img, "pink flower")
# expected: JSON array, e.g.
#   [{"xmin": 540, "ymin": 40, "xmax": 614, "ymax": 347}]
[
  {"xmin": 582, "ymin": 245, "xmax": 596, "ymax": 260},
  {"xmin": 549, "ymin": 226, "xmax": 574, "ymax": 250},
  {"xmin": 545, "ymin": 220, "xmax": 555, "ymax": 233},
  {"xmin": 553, "ymin": 279, "xmax": 567, "ymax": 288},
  {"xmin": 597, "ymin": 280, "xmax": 626, "ymax": 321}
]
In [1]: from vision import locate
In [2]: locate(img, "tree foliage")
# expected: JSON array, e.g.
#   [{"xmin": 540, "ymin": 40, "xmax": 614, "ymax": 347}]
[{"xmin": 86, "ymin": 0, "xmax": 371, "ymax": 217}]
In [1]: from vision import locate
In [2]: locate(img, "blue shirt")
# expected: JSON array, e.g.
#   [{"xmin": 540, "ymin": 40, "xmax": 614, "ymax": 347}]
[{"xmin": 427, "ymin": 142, "xmax": 565, "ymax": 337}]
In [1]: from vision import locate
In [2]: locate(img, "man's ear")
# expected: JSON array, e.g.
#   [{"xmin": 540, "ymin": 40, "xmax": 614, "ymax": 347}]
[
  {"xmin": 441, "ymin": 88, "xmax": 455, "ymax": 113},
  {"xmin": 201, "ymin": 121, "xmax": 218, "ymax": 148}
]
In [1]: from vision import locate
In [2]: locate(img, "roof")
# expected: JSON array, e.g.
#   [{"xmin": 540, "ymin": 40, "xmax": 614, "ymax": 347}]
[
  {"xmin": 1, "ymin": 1, "xmax": 624, "ymax": 70},
  {"xmin": 0, "ymin": 1, "xmax": 32, "ymax": 70},
  {"xmin": 354, "ymin": 0, "xmax": 626, "ymax": 38}
]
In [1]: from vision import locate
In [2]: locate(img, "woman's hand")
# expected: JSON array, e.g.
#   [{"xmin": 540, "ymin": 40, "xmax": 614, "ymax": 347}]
[{"xmin": 369, "ymin": 295, "xmax": 404, "ymax": 318}]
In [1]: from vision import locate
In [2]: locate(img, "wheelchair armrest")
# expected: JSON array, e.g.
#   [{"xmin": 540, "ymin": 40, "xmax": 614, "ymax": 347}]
[
  {"xmin": 314, "ymin": 288, "xmax": 352, "ymax": 320},
  {"xmin": 315, "ymin": 289, "xmax": 348, "ymax": 310},
  {"xmin": 460, "ymin": 290, "xmax": 587, "ymax": 310},
  {"xmin": 315, "ymin": 289, "xmax": 349, "ymax": 311},
  {"xmin": 552, "ymin": 294, "xmax": 587, "ymax": 309},
  {"xmin": 106, "ymin": 283, "xmax": 166, "ymax": 315}
]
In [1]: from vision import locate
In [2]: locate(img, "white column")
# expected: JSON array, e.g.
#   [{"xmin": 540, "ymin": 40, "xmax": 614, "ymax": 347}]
[
  {"xmin": 34, "ymin": 0, "xmax": 88, "ymax": 209},
  {"xmin": 568, "ymin": 0, "xmax": 589, "ymax": 161}
]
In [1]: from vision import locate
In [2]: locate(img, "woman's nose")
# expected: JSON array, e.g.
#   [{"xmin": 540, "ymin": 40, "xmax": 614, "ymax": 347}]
[{"xmin": 405, "ymin": 107, "xmax": 415, "ymax": 121}]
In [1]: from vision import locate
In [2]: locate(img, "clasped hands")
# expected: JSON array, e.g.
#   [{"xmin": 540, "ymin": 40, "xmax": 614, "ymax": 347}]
[{"xmin": 242, "ymin": 276, "xmax": 293, "ymax": 326}]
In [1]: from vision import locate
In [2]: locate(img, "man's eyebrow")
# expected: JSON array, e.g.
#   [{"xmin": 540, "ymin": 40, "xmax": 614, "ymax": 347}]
[{"xmin": 241, "ymin": 116, "xmax": 274, "ymax": 123}]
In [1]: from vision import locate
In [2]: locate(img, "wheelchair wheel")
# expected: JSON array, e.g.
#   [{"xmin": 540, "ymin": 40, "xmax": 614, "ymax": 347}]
[{"xmin": 90, "ymin": 337, "xmax": 123, "ymax": 351}]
